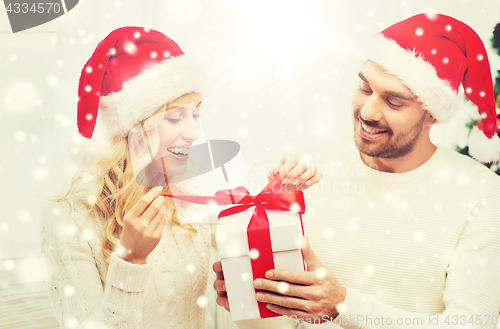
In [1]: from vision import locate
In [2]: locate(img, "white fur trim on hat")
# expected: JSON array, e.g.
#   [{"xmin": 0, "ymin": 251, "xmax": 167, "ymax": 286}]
[
  {"xmin": 366, "ymin": 35, "xmax": 461, "ymax": 122},
  {"xmin": 94, "ymin": 55, "xmax": 204, "ymax": 141},
  {"xmin": 468, "ymin": 126, "xmax": 500, "ymax": 163}
]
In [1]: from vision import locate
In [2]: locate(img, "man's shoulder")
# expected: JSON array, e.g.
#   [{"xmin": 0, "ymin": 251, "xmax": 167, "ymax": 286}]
[{"xmin": 437, "ymin": 146, "xmax": 500, "ymax": 184}]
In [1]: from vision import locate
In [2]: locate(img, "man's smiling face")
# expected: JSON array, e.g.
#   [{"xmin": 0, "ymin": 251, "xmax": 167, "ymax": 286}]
[{"xmin": 352, "ymin": 60, "xmax": 432, "ymax": 159}]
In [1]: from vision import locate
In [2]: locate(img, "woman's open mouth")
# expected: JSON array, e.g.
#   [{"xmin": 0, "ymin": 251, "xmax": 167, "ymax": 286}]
[{"xmin": 166, "ymin": 147, "xmax": 189, "ymax": 160}]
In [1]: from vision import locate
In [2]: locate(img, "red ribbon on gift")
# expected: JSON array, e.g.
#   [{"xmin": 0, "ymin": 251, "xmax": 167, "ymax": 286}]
[{"xmin": 163, "ymin": 175, "xmax": 306, "ymax": 318}]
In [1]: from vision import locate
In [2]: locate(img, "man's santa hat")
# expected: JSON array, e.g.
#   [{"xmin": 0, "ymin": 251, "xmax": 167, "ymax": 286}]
[
  {"xmin": 77, "ymin": 26, "xmax": 203, "ymax": 143},
  {"xmin": 366, "ymin": 13, "xmax": 500, "ymax": 163}
]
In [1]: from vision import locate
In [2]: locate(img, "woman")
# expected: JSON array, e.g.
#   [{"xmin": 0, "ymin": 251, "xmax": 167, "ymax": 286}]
[{"xmin": 40, "ymin": 26, "xmax": 321, "ymax": 329}]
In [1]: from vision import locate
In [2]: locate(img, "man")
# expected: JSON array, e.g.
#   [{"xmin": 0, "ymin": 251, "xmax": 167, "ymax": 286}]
[{"xmin": 214, "ymin": 13, "xmax": 500, "ymax": 328}]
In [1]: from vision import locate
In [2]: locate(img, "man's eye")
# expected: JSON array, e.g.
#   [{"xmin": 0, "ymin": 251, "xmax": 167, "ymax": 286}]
[
  {"xmin": 387, "ymin": 100, "xmax": 403, "ymax": 108},
  {"xmin": 360, "ymin": 87, "xmax": 372, "ymax": 94}
]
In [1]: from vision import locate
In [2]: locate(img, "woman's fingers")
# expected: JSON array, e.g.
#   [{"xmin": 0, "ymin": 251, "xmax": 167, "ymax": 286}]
[
  {"xmin": 126, "ymin": 186, "xmax": 163, "ymax": 219},
  {"xmin": 146, "ymin": 204, "xmax": 167, "ymax": 237},
  {"xmin": 119, "ymin": 188, "xmax": 167, "ymax": 264},
  {"xmin": 139, "ymin": 194, "xmax": 166, "ymax": 227}
]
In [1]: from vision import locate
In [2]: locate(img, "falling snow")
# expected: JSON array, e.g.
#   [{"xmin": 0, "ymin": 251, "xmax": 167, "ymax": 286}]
[
  {"xmin": 277, "ymin": 281, "xmax": 290, "ymax": 293},
  {"xmin": 241, "ymin": 272, "xmax": 250, "ymax": 281},
  {"xmin": 64, "ymin": 285, "xmax": 75, "ymax": 296},
  {"xmin": 197, "ymin": 296, "xmax": 208, "ymax": 308},
  {"xmin": 249, "ymin": 249, "xmax": 259, "ymax": 260},
  {"xmin": 4, "ymin": 260, "xmax": 15, "ymax": 271},
  {"xmin": 413, "ymin": 232, "xmax": 425, "ymax": 243}
]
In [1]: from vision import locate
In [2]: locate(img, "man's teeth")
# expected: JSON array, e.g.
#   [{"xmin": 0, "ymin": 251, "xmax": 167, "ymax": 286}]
[
  {"xmin": 167, "ymin": 147, "xmax": 188, "ymax": 156},
  {"xmin": 362, "ymin": 122, "xmax": 386, "ymax": 134}
]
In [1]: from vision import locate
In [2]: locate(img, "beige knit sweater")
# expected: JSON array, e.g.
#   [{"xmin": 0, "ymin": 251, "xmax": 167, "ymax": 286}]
[
  {"xmin": 39, "ymin": 196, "xmax": 215, "ymax": 329},
  {"xmin": 300, "ymin": 145, "xmax": 500, "ymax": 329}
]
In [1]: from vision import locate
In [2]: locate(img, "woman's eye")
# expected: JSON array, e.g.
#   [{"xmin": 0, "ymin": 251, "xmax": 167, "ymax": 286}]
[
  {"xmin": 166, "ymin": 117, "xmax": 182, "ymax": 123},
  {"xmin": 193, "ymin": 113, "xmax": 201, "ymax": 119}
]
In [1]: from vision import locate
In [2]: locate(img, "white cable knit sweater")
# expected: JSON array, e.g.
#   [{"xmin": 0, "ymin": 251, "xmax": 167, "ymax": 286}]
[
  {"xmin": 39, "ymin": 196, "xmax": 215, "ymax": 329},
  {"xmin": 300, "ymin": 145, "xmax": 500, "ymax": 329}
]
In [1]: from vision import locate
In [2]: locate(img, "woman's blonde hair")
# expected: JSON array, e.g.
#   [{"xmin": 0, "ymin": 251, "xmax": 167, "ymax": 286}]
[{"xmin": 44, "ymin": 103, "xmax": 196, "ymax": 264}]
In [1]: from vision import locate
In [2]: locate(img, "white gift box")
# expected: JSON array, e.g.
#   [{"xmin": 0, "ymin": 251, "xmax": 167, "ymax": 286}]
[{"xmin": 215, "ymin": 208, "xmax": 305, "ymax": 321}]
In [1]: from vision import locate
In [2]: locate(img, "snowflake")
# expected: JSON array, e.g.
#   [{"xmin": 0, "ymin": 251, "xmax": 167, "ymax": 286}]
[
  {"xmin": 241, "ymin": 272, "xmax": 250, "ymax": 281},
  {"xmin": 249, "ymin": 249, "xmax": 259, "ymax": 260},
  {"xmin": 277, "ymin": 281, "xmax": 290, "ymax": 293},
  {"xmin": 197, "ymin": 296, "xmax": 208, "ymax": 308},
  {"xmin": 186, "ymin": 264, "xmax": 195, "ymax": 273},
  {"xmin": 124, "ymin": 42, "xmax": 137, "ymax": 55},
  {"xmin": 64, "ymin": 285, "xmax": 75, "ymax": 296},
  {"xmin": 4, "ymin": 259, "xmax": 15, "ymax": 271},
  {"xmin": 31, "ymin": 168, "xmax": 49, "ymax": 182},
  {"xmin": 15, "ymin": 131, "xmax": 26, "ymax": 142},
  {"xmin": 413, "ymin": 232, "xmax": 424, "ymax": 243}
]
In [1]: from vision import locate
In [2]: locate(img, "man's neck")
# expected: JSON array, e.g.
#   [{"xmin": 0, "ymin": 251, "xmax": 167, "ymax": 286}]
[{"xmin": 359, "ymin": 138, "xmax": 437, "ymax": 173}]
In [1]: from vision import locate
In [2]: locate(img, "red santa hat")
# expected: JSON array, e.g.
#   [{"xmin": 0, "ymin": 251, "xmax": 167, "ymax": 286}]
[
  {"xmin": 366, "ymin": 13, "xmax": 500, "ymax": 163},
  {"xmin": 77, "ymin": 26, "xmax": 203, "ymax": 142}
]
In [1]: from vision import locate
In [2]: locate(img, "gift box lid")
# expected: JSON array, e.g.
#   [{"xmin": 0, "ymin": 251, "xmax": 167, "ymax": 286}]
[{"xmin": 215, "ymin": 208, "xmax": 302, "ymax": 259}]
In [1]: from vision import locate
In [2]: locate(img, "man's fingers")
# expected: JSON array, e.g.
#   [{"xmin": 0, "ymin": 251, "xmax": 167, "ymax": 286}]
[
  {"xmin": 262, "ymin": 269, "xmax": 315, "ymax": 286},
  {"xmin": 256, "ymin": 291, "xmax": 306, "ymax": 311},
  {"xmin": 301, "ymin": 235, "xmax": 323, "ymax": 271},
  {"xmin": 254, "ymin": 277, "xmax": 312, "ymax": 299},
  {"xmin": 266, "ymin": 303, "xmax": 310, "ymax": 319}
]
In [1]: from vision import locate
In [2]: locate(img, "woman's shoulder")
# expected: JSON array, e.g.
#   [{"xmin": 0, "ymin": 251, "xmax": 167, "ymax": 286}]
[{"xmin": 40, "ymin": 194, "xmax": 106, "ymax": 237}]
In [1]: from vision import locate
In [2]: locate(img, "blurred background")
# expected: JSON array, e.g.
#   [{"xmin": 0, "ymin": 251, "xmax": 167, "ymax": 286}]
[{"xmin": 0, "ymin": 0, "xmax": 499, "ymax": 326}]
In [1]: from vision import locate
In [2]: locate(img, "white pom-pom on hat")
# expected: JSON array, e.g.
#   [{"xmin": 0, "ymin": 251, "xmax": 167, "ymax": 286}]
[{"xmin": 468, "ymin": 126, "xmax": 500, "ymax": 163}]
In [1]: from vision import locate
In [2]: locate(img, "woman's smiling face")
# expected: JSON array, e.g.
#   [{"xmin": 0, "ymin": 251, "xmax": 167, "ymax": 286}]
[{"xmin": 150, "ymin": 92, "xmax": 202, "ymax": 179}]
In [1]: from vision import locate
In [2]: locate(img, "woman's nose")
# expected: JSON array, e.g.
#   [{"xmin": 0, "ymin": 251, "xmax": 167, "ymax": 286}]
[{"xmin": 181, "ymin": 116, "xmax": 200, "ymax": 141}]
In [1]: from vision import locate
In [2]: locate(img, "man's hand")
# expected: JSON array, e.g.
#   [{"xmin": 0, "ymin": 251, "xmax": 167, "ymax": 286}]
[
  {"xmin": 268, "ymin": 153, "xmax": 323, "ymax": 190},
  {"xmin": 253, "ymin": 236, "xmax": 346, "ymax": 322},
  {"xmin": 212, "ymin": 260, "xmax": 230, "ymax": 312}
]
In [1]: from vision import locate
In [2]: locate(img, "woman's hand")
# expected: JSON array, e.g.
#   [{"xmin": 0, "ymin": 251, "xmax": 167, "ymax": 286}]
[
  {"xmin": 268, "ymin": 153, "xmax": 323, "ymax": 190},
  {"xmin": 213, "ymin": 260, "xmax": 230, "ymax": 312},
  {"xmin": 118, "ymin": 186, "xmax": 167, "ymax": 264}
]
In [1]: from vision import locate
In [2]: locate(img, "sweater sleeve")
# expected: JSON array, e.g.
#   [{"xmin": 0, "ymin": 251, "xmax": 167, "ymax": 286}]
[
  {"xmin": 335, "ymin": 186, "xmax": 500, "ymax": 329},
  {"xmin": 39, "ymin": 200, "xmax": 151, "ymax": 329}
]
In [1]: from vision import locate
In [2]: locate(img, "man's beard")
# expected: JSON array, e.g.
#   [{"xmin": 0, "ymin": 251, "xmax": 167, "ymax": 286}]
[{"xmin": 353, "ymin": 109, "xmax": 426, "ymax": 159}]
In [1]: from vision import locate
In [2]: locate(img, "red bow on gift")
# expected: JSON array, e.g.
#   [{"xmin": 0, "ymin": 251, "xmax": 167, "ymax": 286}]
[{"xmin": 163, "ymin": 175, "xmax": 306, "ymax": 318}]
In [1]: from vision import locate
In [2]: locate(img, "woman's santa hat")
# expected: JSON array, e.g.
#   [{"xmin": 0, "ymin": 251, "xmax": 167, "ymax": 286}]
[
  {"xmin": 366, "ymin": 13, "xmax": 500, "ymax": 163},
  {"xmin": 77, "ymin": 26, "xmax": 203, "ymax": 142}
]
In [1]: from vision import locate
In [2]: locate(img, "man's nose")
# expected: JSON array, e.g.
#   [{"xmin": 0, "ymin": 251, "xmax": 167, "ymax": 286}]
[{"xmin": 360, "ymin": 95, "xmax": 383, "ymax": 122}]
